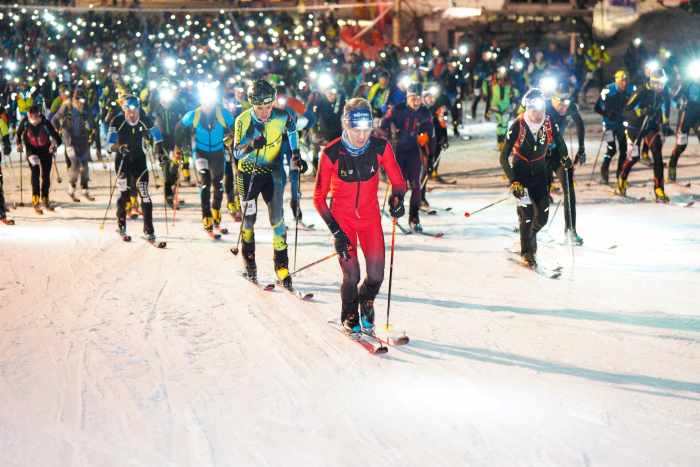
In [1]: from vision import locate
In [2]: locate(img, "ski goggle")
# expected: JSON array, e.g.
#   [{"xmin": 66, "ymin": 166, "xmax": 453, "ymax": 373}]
[
  {"xmin": 345, "ymin": 109, "xmax": 373, "ymax": 130},
  {"xmin": 123, "ymin": 95, "xmax": 140, "ymax": 110}
]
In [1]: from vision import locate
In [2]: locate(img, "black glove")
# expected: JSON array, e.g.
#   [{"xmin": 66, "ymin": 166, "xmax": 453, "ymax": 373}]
[
  {"xmin": 510, "ymin": 181, "xmax": 525, "ymax": 199},
  {"xmin": 291, "ymin": 149, "xmax": 308, "ymax": 174},
  {"xmin": 575, "ymin": 148, "xmax": 586, "ymax": 165},
  {"xmin": 252, "ymin": 135, "xmax": 266, "ymax": 151},
  {"xmin": 389, "ymin": 194, "xmax": 405, "ymax": 218},
  {"xmin": 662, "ymin": 124, "xmax": 673, "ymax": 137},
  {"xmin": 331, "ymin": 227, "xmax": 351, "ymax": 260}
]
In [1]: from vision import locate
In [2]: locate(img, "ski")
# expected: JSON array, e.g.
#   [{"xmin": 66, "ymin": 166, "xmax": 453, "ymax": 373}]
[
  {"xmin": 505, "ymin": 249, "xmax": 562, "ymax": 279},
  {"xmin": 241, "ymin": 273, "xmax": 275, "ymax": 291},
  {"xmin": 416, "ymin": 230, "xmax": 445, "ymax": 238},
  {"xmin": 363, "ymin": 330, "xmax": 410, "ymax": 346},
  {"xmin": 33, "ymin": 206, "xmax": 44, "ymax": 215},
  {"xmin": 278, "ymin": 284, "xmax": 314, "ymax": 301},
  {"xmin": 328, "ymin": 320, "xmax": 388, "ymax": 355},
  {"xmin": 420, "ymin": 206, "xmax": 438, "ymax": 215},
  {"xmin": 215, "ymin": 225, "xmax": 229, "ymax": 235},
  {"xmin": 143, "ymin": 236, "xmax": 167, "ymax": 248},
  {"xmin": 69, "ymin": 194, "xmax": 81, "ymax": 202},
  {"xmin": 299, "ymin": 221, "xmax": 315, "ymax": 230},
  {"xmin": 83, "ymin": 193, "xmax": 95, "ymax": 202},
  {"xmin": 0, "ymin": 218, "xmax": 15, "ymax": 225}
]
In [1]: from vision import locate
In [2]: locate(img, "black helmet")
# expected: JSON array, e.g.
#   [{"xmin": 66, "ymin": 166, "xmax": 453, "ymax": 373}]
[
  {"xmin": 247, "ymin": 79, "xmax": 276, "ymax": 106},
  {"xmin": 406, "ymin": 82, "xmax": 423, "ymax": 97}
]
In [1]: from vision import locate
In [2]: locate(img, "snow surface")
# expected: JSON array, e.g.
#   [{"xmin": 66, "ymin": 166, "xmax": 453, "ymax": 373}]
[{"xmin": 1, "ymin": 115, "xmax": 699, "ymax": 467}]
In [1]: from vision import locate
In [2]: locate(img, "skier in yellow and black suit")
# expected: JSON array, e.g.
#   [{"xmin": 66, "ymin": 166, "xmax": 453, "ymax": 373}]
[{"xmin": 232, "ymin": 80, "xmax": 307, "ymax": 289}]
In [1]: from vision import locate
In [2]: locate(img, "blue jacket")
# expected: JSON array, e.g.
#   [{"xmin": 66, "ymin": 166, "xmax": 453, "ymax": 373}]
[{"xmin": 178, "ymin": 105, "xmax": 235, "ymax": 154}]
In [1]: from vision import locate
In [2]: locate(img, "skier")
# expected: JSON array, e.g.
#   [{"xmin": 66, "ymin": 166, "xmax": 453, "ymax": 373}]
[
  {"xmin": 380, "ymin": 82, "xmax": 434, "ymax": 232},
  {"xmin": 484, "ymin": 65, "xmax": 518, "ymax": 153},
  {"xmin": 313, "ymin": 97, "xmax": 407, "ymax": 334},
  {"xmin": 106, "ymin": 95, "xmax": 165, "ymax": 242},
  {"xmin": 176, "ymin": 84, "xmax": 236, "ymax": 238},
  {"xmin": 545, "ymin": 84, "xmax": 586, "ymax": 245},
  {"xmin": 16, "ymin": 105, "xmax": 62, "ymax": 214},
  {"xmin": 51, "ymin": 88, "xmax": 94, "ymax": 202},
  {"xmin": 150, "ymin": 83, "xmax": 186, "ymax": 208},
  {"xmin": 421, "ymin": 84, "xmax": 449, "ymax": 186},
  {"xmin": 232, "ymin": 79, "xmax": 304, "ymax": 289},
  {"xmin": 309, "ymin": 84, "xmax": 345, "ymax": 173},
  {"xmin": 595, "ymin": 70, "xmax": 634, "ymax": 184},
  {"xmin": 617, "ymin": 69, "xmax": 673, "ymax": 202},
  {"xmin": 668, "ymin": 63, "xmax": 700, "ymax": 182},
  {"xmin": 500, "ymin": 89, "xmax": 569, "ymax": 267}
]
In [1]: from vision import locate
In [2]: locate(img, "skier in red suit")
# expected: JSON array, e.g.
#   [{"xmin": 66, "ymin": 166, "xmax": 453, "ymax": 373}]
[{"xmin": 314, "ymin": 98, "xmax": 407, "ymax": 334}]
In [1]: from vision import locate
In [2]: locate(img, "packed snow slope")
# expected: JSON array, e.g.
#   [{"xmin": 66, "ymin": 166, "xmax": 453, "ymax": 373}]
[{"xmin": 1, "ymin": 115, "xmax": 699, "ymax": 467}]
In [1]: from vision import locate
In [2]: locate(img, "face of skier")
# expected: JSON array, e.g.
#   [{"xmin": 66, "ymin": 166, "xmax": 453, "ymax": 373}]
[
  {"xmin": 615, "ymin": 76, "xmax": 628, "ymax": 91},
  {"xmin": 28, "ymin": 111, "xmax": 41, "ymax": 126},
  {"xmin": 378, "ymin": 76, "xmax": 389, "ymax": 88},
  {"xmin": 422, "ymin": 94, "xmax": 436, "ymax": 107},
  {"xmin": 253, "ymin": 102, "xmax": 273, "ymax": 122},
  {"xmin": 324, "ymin": 89, "xmax": 337, "ymax": 102},
  {"xmin": 526, "ymin": 107, "xmax": 544, "ymax": 125},
  {"xmin": 551, "ymin": 97, "xmax": 570, "ymax": 115},
  {"xmin": 407, "ymin": 94, "xmax": 421, "ymax": 110},
  {"xmin": 124, "ymin": 107, "xmax": 139, "ymax": 125},
  {"xmin": 345, "ymin": 126, "xmax": 371, "ymax": 148}
]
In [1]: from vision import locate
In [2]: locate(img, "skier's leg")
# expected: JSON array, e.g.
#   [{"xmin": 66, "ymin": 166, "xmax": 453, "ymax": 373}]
[
  {"xmin": 357, "ymin": 221, "xmax": 386, "ymax": 328},
  {"xmin": 265, "ymin": 170, "xmax": 290, "ymax": 282},
  {"xmin": 28, "ymin": 154, "xmax": 41, "ymax": 199},
  {"xmin": 115, "ymin": 153, "xmax": 130, "ymax": 232},
  {"xmin": 0, "ymin": 164, "xmax": 7, "ymax": 219},
  {"xmin": 39, "ymin": 154, "xmax": 52, "ymax": 200},
  {"xmin": 196, "ymin": 155, "xmax": 213, "ymax": 228},
  {"xmin": 209, "ymin": 152, "xmax": 225, "ymax": 226},
  {"xmin": 337, "ymin": 220, "xmax": 361, "ymax": 329},
  {"xmin": 136, "ymin": 165, "xmax": 154, "ymax": 235}
]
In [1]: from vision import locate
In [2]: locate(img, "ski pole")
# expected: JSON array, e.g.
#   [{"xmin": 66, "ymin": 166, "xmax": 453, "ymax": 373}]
[
  {"xmin": 384, "ymin": 216, "xmax": 398, "ymax": 332},
  {"xmin": 545, "ymin": 198, "xmax": 562, "ymax": 233},
  {"xmin": 19, "ymin": 149, "xmax": 24, "ymax": 207},
  {"xmin": 563, "ymin": 165, "xmax": 576, "ymax": 263},
  {"xmin": 293, "ymin": 167, "xmax": 301, "ymax": 272},
  {"xmin": 587, "ymin": 132, "xmax": 605, "ymax": 186},
  {"xmin": 162, "ymin": 163, "xmax": 169, "ymax": 236},
  {"xmin": 289, "ymin": 251, "xmax": 337, "ymax": 277},
  {"xmin": 231, "ymin": 126, "xmax": 263, "ymax": 256},
  {"xmin": 172, "ymin": 159, "xmax": 181, "ymax": 225},
  {"xmin": 464, "ymin": 195, "xmax": 509, "ymax": 218},
  {"xmin": 99, "ymin": 148, "xmax": 127, "ymax": 230}
]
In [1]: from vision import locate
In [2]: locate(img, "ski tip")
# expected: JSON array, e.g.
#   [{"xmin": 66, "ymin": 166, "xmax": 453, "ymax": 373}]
[
  {"xmin": 157, "ymin": 242, "xmax": 167, "ymax": 248},
  {"xmin": 301, "ymin": 293, "xmax": 314, "ymax": 301},
  {"xmin": 390, "ymin": 336, "xmax": 410, "ymax": 346},
  {"xmin": 464, "ymin": 211, "xmax": 471, "ymax": 217},
  {"xmin": 264, "ymin": 284, "xmax": 276, "ymax": 291},
  {"xmin": 373, "ymin": 346, "xmax": 389, "ymax": 355}
]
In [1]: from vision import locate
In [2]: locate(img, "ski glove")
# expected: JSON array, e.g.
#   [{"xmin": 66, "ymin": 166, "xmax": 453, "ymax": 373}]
[
  {"xmin": 510, "ymin": 181, "xmax": 525, "ymax": 199},
  {"xmin": 575, "ymin": 148, "xmax": 586, "ymax": 165},
  {"xmin": 291, "ymin": 149, "xmax": 308, "ymax": 174},
  {"xmin": 333, "ymin": 229, "xmax": 351, "ymax": 261},
  {"xmin": 562, "ymin": 155, "xmax": 574, "ymax": 169},
  {"xmin": 252, "ymin": 135, "xmax": 266, "ymax": 151},
  {"xmin": 389, "ymin": 194, "xmax": 405, "ymax": 218}
]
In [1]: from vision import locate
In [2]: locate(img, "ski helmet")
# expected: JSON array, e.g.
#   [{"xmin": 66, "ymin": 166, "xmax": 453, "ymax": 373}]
[
  {"xmin": 122, "ymin": 95, "xmax": 140, "ymax": 110},
  {"xmin": 247, "ymin": 79, "xmax": 276, "ymax": 106},
  {"xmin": 649, "ymin": 68, "xmax": 667, "ymax": 91}
]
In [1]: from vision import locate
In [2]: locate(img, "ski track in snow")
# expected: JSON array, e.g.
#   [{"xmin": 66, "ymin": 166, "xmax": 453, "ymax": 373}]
[{"xmin": 1, "ymin": 116, "xmax": 699, "ymax": 466}]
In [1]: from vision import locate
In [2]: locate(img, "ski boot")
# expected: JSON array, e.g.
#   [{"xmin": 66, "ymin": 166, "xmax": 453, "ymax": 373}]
[
  {"xmin": 129, "ymin": 195, "xmax": 141, "ymax": 219},
  {"xmin": 166, "ymin": 195, "xmax": 174, "ymax": 208},
  {"xmin": 41, "ymin": 196, "xmax": 53, "ymax": 211},
  {"xmin": 212, "ymin": 209, "xmax": 228, "ymax": 234},
  {"xmin": 241, "ymin": 240, "xmax": 257, "ymax": 283},
  {"xmin": 521, "ymin": 252, "xmax": 537, "ymax": 268},
  {"xmin": 409, "ymin": 216, "xmax": 423, "ymax": 233},
  {"xmin": 654, "ymin": 187, "xmax": 670, "ymax": 203},
  {"xmin": 82, "ymin": 188, "xmax": 94, "ymax": 201},
  {"xmin": 359, "ymin": 298, "xmax": 375, "ymax": 334},
  {"xmin": 68, "ymin": 184, "xmax": 80, "ymax": 202},
  {"xmin": 0, "ymin": 216, "xmax": 15, "ymax": 225},
  {"xmin": 32, "ymin": 195, "xmax": 43, "ymax": 214},
  {"xmin": 615, "ymin": 177, "xmax": 628, "ymax": 196},
  {"xmin": 341, "ymin": 302, "xmax": 361, "ymax": 335},
  {"xmin": 566, "ymin": 229, "xmax": 584, "ymax": 246},
  {"xmin": 274, "ymin": 249, "xmax": 293, "ymax": 291},
  {"xmin": 668, "ymin": 166, "xmax": 677, "ymax": 183}
]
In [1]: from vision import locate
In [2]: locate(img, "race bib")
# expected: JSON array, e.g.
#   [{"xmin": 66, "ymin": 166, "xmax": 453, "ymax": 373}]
[
  {"xmin": 28, "ymin": 155, "xmax": 40, "ymax": 166},
  {"xmin": 677, "ymin": 132, "xmax": 688, "ymax": 146},
  {"xmin": 241, "ymin": 200, "xmax": 257, "ymax": 216},
  {"xmin": 116, "ymin": 177, "xmax": 128, "ymax": 192}
]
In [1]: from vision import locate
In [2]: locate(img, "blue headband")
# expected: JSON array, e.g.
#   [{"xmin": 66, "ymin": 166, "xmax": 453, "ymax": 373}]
[{"xmin": 346, "ymin": 108, "xmax": 373, "ymax": 130}]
